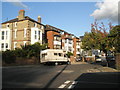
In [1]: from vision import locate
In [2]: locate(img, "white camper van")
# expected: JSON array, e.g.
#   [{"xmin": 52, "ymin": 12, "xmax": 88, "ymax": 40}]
[{"xmin": 40, "ymin": 49, "xmax": 70, "ymax": 65}]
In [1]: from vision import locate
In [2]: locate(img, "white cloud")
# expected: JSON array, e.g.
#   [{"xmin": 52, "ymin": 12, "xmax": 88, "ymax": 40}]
[
  {"xmin": 91, "ymin": 0, "xmax": 119, "ymax": 23},
  {"xmin": 3, "ymin": 0, "xmax": 28, "ymax": 9}
]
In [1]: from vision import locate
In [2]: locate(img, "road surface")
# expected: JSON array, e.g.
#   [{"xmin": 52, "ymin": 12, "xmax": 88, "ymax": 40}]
[{"xmin": 2, "ymin": 62, "xmax": 120, "ymax": 89}]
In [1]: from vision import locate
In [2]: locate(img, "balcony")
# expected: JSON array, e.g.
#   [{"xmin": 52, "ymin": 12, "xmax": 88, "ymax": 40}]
[
  {"xmin": 76, "ymin": 52, "xmax": 80, "ymax": 54},
  {"xmin": 54, "ymin": 41, "xmax": 61, "ymax": 45},
  {"xmin": 76, "ymin": 45, "xmax": 80, "ymax": 48}
]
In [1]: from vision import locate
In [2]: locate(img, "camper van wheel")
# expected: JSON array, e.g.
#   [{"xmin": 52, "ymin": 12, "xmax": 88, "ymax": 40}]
[
  {"xmin": 67, "ymin": 61, "xmax": 70, "ymax": 65},
  {"xmin": 55, "ymin": 62, "xmax": 58, "ymax": 66}
]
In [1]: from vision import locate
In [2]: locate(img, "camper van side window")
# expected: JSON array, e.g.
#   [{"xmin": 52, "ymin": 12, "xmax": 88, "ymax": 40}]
[
  {"xmin": 64, "ymin": 54, "xmax": 67, "ymax": 57},
  {"xmin": 54, "ymin": 53, "xmax": 57, "ymax": 56},
  {"xmin": 42, "ymin": 53, "xmax": 47, "ymax": 57},
  {"xmin": 59, "ymin": 53, "xmax": 62, "ymax": 56}
]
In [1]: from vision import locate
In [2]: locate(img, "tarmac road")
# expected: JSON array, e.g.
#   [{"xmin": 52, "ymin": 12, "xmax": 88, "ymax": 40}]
[{"xmin": 2, "ymin": 62, "xmax": 120, "ymax": 89}]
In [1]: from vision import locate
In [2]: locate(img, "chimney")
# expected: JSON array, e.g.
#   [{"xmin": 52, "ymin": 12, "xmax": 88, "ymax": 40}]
[
  {"xmin": 38, "ymin": 16, "xmax": 41, "ymax": 23},
  {"xmin": 18, "ymin": 10, "xmax": 25, "ymax": 20}
]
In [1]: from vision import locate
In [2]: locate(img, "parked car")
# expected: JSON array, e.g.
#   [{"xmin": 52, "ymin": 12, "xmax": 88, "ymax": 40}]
[
  {"xmin": 76, "ymin": 57, "xmax": 82, "ymax": 62},
  {"xmin": 96, "ymin": 57, "xmax": 102, "ymax": 62},
  {"xmin": 108, "ymin": 56, "xmax": 115, "ymax": 61}
]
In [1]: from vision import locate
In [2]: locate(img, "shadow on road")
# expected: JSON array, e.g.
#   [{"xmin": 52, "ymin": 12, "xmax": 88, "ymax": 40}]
[
  {"xmin": 44, "ymin": 65, "xmax": 68, "ymax": 88},
  {"xmin": 89, "ymin": 60, "xmax": 116, "ymax": 69},
  {"xmin": 74, "ymin": 72, "xmax": 120, "ymax": 88}
]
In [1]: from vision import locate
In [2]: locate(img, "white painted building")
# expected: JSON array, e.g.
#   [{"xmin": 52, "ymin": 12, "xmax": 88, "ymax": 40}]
[
  {"xmin": 31, "ymin": 27, "xmax": 43, "ymax": 45},
  {"xmin": 62, "ymin": 38, "xmax": 73, "ymax": 53},
  {"xmin": 0, "ymin": 28, "xmax": 12, "ymax": 51}
]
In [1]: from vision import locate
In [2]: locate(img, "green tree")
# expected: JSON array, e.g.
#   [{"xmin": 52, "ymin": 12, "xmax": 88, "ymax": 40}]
[
  {"xmin": 21, "ymin": 42, "xmax": 47, "ymax": 58},
  {"xmin": 109, "ymin": 25, "xmax": 120, "ymax": 53},
  {"xmin": 2, "ymin": 50, "xmax": 16, "ymax": 64},
  {"xmin": 82, "ymin": 21, "xmax": 113, "ymax": 66},
  {"xmin": 66, "ymin": 52, "xmax": 73, "ymax": 58}
]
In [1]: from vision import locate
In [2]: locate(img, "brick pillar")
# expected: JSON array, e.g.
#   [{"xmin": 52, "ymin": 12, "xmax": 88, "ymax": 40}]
[{"xmin": 116, "ymin": 53, "xmax": 120, "ymax": 70}]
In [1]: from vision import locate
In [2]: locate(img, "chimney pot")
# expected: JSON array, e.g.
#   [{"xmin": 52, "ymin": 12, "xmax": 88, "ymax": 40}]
[
  {"xmin": 38, "ymin": 16, "xmax": 41, "ymax": 23},
  {"xmin": 18, "ymin": 10, "xmax": 25, "ymax": 20}
]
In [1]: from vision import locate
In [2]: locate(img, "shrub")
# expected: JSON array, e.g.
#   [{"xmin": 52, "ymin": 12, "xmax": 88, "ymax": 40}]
[
  {"xmin": 66, "ymin": 52, "xmax": 73, "ymax": 58},
  {"xmin": 2, "ymin": 50, "xmax": 16, "ymax": 64}
]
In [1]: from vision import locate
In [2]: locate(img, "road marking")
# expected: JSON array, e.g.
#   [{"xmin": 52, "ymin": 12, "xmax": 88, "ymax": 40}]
[
  {"xmin": 72, "ymin": 81, "xmax": 78, "ymax": 85},
  {"xmin": 58, "ymin": 80, "xmax": 78, "ymax": 89},
  {"xmin": 57, "ymin": 70, "xmax": 74, "ymax": 73},
  {"xmin": 87, "ymin": 69, "xmax": 101, "ymax": 72},
  {"xmin": 58, "ymin": 80, "xmax": 71, "ymax": 88},
  {"xmin": 58, "ymin": 84, "xmax": 66, "ymax": 88},
  {"xmin": 65, "ymin": 80, "xmax": 71, "ymax": 84},
  {"xmin": 68, "ymin": 81, "xmax": 78, "ymax": 89},
  {"xmin": 68, "ymin": 84, "xmax": 75, "ymax": 89}
]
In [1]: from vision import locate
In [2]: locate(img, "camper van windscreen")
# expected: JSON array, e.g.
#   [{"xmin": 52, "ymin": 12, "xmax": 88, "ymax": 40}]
[{"xmin": 54, "ymin": 53, "xmax": 57, "ymax": 56}]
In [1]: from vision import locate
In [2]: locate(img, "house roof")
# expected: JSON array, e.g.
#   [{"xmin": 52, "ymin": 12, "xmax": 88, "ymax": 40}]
[
  {"xmin": 2, "ymin": 16, "xmax": 45, "ymax": 26},
  {"xmin": 46, "ymin": 25, "xmax": 69, "ymax": 34}
]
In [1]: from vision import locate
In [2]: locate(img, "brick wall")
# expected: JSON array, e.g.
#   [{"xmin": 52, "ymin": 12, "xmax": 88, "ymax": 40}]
[
  {"xmin": 70, "ymin": 56, "xmax": 76, "ymax": 63},
  {"xmin": 116, "ymin": 53, "xmax": 120, "ymax": 70},
  {"xmin": 16, "ymin": 57, "xmax": 39, "ymax": 65},
  {"xmin": 73, "ymin": 38, "xmax": 77, "ymax": 57},
  {"xmin": 47, "ymin": 30, "xmax": 60, "ymax": 49}
]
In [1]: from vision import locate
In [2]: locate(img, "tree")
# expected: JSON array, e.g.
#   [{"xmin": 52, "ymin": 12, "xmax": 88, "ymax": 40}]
[
  {"xmin": 109, "ymin": 25, "xmax": 120, "ymax": 53},
  {"xmin": 82, "ymin": 20, "xmax": 113, "ymax": 66},
  {"xmin": 66, "ymin": 52, "xmax": 73, "ymax": 58},
  {"xmin": 21, "ymin": 42, "xmax": 47, "ymax": 59},
  {"xmin": 2, "ymin": 50, "xmax": 16, "ymax": 64}
]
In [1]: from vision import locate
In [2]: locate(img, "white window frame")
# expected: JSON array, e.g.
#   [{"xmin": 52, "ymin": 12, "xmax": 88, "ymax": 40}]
[
  {"xmin": 34, "ymin": 30, "xmax": 37, "ymax": 39},
  {"xmin": 41, "ymin": 26, "xmax": 44, "ymax": 29},
  {"xmin": 6, "ymin": 31, "xmax": 8, "ymax": 40},
  {"xmin": 24, "ymin": 28, "xmax": 27, "ymax": 38},
  {"xmin": 14, "ymin": 42, "xmax": 17, "ymax": 49},
  {"xmin": 1, "ymin": 31, "xmax": 4, "ymax": 40},
  {"xmin": 34, "ymin": 23, "xmax": 37, "ymax": 27},
  {"xmin": 14, "ymin": 29, "xmax": 17, "ymax": 38},
  {"xmin": 15, "ymin": 22, "xmax": 17, "ymax": 27},
  {"xmin": 38, "ymin": 31, "xmax": 41, "ymax": 40},
  {"xmin": 6, "ymin": 23, "xmax": 9, "ymax": 28},
  {"xmin": 23, "ymin": 41, "xmax": 27, "ymax": 46},
  {"xmin": 1, "ymin": 43, "xmax": 4, "ymax": 49},
  {"xmin": 6, "ymin": 43, "xmax": 8, "ymax": 49}
]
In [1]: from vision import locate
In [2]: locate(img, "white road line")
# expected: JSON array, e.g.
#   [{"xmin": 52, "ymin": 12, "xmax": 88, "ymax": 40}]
[
  {"xmin": 68, "ymin": 81, "xmax": 78, "ymax": 89},
  {"xmin": 72, "ymin": 81, "xmax": 78, "ymax": 85},
  {"xmin": 68, "ymin": 84, "xmax": 75, "ymax": 89},
  {"xmin": 58, "ymin": 80, "xmax": 78, "ymax": 89},
  {"xmin": 58, "ymin": 84, "xmax": 66, "ymax": 88},
  {"xmin": 65, "ymin": 80, "xmax": 71, "ymax": 84},
  {"xmin": 58, "ymin": 80, "xmax": 71, "ymax": 88}
]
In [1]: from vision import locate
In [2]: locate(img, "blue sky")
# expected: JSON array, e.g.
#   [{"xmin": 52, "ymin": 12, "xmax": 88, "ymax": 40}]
[{"xmin": 2, "ymin": 2, "xmax": 118, "ymax": 37}]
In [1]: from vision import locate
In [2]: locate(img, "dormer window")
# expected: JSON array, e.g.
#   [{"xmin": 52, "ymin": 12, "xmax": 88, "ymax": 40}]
[
  {"xmin": 15, "ymin": 22, "xmax": 17, "ymax": 27},
  {"xmin": 6, "ymin": 23, "xmax": 9, "ymax": 28},
  {"xmin": 41, "ymin": 26, "xmax": 44, "ymax": 29},
  {"xmin": 34, "ymin": 23, "xmax": 37, "ymax": 27}
]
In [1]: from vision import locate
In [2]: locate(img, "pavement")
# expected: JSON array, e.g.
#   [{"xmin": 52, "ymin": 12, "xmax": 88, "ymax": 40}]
[
  {"xmin": 66, "ymin": 61, "xmax": 120, "ymax": 89},
  {"xmin": 71, "ymin": 61, "xmax": 119, "ymax": 72}
]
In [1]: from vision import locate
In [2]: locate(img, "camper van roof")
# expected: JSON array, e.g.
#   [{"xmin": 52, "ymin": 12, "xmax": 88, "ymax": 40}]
[{"xmin": 41, "ymin": 49, "xmax": 64, "ymax": 53}]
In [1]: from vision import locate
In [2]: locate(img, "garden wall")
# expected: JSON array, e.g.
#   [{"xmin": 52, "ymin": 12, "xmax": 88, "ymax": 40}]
[{"xmin": 116, "ymin": 53, "xmax": 120, "ymax": 70}]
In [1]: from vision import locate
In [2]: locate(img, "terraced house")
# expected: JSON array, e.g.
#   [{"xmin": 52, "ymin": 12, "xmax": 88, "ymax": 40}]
[
  {"xmin": 0, "ymin": 10, "xmax": 45, "ymax": 51},
  {"xmin": 1, "ymin": 10, "xmax": 82, "ymax": 58},
  {"xmin": 45, "ymin": 25, "xmax": 82, "ymax": 58}
]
